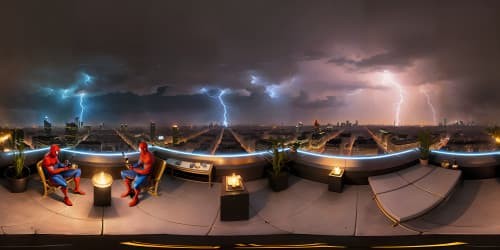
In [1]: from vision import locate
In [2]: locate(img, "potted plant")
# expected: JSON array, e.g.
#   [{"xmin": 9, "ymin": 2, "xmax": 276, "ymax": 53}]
[
  {"xmin": 267, "ymin": 139, "xmax": 289, "ymax": 192},
  {"xmin": 5, "ymin": 139, "xmax": 30, "ymax": 193},
  {"xmin": 418, "ymin": 130, "xmax": 431, "ymax": 165}
]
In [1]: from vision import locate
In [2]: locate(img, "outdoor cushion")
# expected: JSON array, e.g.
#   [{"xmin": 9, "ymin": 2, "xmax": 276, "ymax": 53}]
[
  {"xmin": 397, "ymin": 164, "xmax": 435, "ymax": 183},
  {"xmin": 413, "ymin": 167, "xmax": 461, "ymax": 198},
  {"xmin": 376, "ymin": 184, "xmax": 443, "ymax": 222},
  {"xmin": 368, "ymin": 173, "xmax": 410, "ymax": 195}
]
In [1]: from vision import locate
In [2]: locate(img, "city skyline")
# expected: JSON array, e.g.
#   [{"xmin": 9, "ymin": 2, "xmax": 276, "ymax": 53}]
[{"xmin": 1, "ymin": 0, "xmax": 500, "ymax": 126}]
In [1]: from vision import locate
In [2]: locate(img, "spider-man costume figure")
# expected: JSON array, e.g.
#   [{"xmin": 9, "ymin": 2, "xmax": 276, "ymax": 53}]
[
  {"xmin": 42, "ymin": 144, "xmax": 85, "ymax": 206},
  {"xmin": 121, "ymin": 142, "xmax": 154, "ymax": 207}
]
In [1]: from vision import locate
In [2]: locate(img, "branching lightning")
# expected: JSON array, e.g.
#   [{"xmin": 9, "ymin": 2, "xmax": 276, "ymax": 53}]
[
  {"xmin": 420, "ymin": 87, "xmax": 437, "ymax": 125},
  {"xmin": 201, "ymin": 88, "xmax": 230, "ymax": 127},
  {"xmin": 79, "ymin": 93, "xmax": 85, "ymax": 125},
  {"xmin": 40, "ymin": 71, "xmax": 93, "ymax": 124},
  {"xmin": 383, "ymin": 70, "xmax": 404, "ymax": 126},
  {"xmin": 218, "ymin": 90, "xmax": 228, "ymax": 127}
]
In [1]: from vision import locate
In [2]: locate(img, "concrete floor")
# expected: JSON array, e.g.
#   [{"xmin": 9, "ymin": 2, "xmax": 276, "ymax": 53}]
[{"xmin": 0, "ymin": 174, "xmax": 499, "ymax": 236}]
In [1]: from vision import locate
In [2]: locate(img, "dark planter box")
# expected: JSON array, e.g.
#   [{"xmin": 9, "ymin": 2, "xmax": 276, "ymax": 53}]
[
  {"xmin": 5, "ymin": 166, "xmax": 30, "ymax": 193},
  {"xmin": 267, "ymin": 170, "xmax": 289, "ymax": 192},
  {"xmin": 220, "ymin": 177, "xmax": 249, "ymax": 221}
]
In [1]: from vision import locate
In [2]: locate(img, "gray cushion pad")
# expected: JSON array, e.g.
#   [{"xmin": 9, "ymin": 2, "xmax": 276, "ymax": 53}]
[
  {"xmin": 377, "ymin": 184, "xmax": 443, "ymax": 222},
  {"xmin": 397, "ymin": 164, "xmax": 435, "ymax": 183},
  {"xmin": 413, "ymin": 167, "xmax": 461, "ymax": 198},
  {"xmin": 368, "ymin": 173, "xmax": 410, "ymax": 195},
  {"xmin": 370, "ymin": 165, "xmax": 462, "ymax": 223}
]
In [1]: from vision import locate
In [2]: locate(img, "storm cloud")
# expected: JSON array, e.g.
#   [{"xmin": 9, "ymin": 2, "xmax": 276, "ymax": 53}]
[{"xmin": 0, "ymin": 0, "xmax": 499, "ymax": 126}]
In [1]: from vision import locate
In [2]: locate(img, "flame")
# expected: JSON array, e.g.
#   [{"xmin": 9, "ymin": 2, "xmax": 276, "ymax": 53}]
[
  {"xmin": 92, "ymin": 171, "xmax": 113, "ymax": 188},
  {"xmin": 333, "ymin": 166, "xmax": 342, "ymax": 176},
  {"xmin": 227, "ymin": 173, "xmax": 241, "ymax": 188}
]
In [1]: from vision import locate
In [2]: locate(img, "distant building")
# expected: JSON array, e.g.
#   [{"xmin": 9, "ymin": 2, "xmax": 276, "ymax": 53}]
[
  {"xmin": 32, "ymin": 135, "xmax": 63, "ymax": 149},
  {"xmin": 150, "ymin": 122, "xmax": 156, "ymax": 142},
  {"xmin": 43, "ymin": 116, "xmax": 52, "ymax": 135},
  {"xmin": 65, "ymin": 122, "xmax": 79, "ymax": 145},
  {"xmin": 120, "ymin": 123, "xmax": 128, "ymax": 133},
  {"xmin": 296, "ymin": 122, "xmax": 303, "ymax": 134},
  {"xmin": 172, "ymin": 124, "xmax": 180, "ymax": 144},
  {"xmin": 313, "ymin": 119, "xmax": 320, "ymax": 133},
  {"xmin": 83, "ymin": 125, "xmax": 92, "ymax": 134}
]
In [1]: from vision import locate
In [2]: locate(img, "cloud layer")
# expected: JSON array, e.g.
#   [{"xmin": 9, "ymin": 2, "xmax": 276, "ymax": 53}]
[{"xmin": 0, "ymin": 0, "xmax": 499, "ymax": 126}]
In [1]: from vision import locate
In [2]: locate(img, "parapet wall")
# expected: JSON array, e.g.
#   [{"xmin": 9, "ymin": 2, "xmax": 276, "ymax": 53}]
[{"xmin": 0, "ymin": 147, "xmax": 497, "ymax": 183}]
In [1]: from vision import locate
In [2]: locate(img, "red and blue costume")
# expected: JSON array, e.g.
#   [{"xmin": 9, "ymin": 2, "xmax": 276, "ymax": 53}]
[
  {"xmin": 121, "ymin": 142, "xmax": 154, "ymax": 207},
  {"xmin": 42, "ymin": 144, "xmax": 85, "ymax": 206}
]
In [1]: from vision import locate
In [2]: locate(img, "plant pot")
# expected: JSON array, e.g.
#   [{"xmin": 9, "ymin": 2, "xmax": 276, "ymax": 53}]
[
  {"xmin": 5, "ymin": 166, "xmax": 30, "ymax": 193},
  {"xmin": 267, "ymin": 170, "xmax": 289, "ymax": 192},
  {"xmin": 419, "ymin": 159, "xmax": 429, "ymax": 166}
]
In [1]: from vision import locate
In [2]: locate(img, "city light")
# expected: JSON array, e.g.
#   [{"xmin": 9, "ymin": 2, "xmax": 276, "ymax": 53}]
[{"xmin": 0, "ymin": 134, "xmax": 11, "ymax": 144}]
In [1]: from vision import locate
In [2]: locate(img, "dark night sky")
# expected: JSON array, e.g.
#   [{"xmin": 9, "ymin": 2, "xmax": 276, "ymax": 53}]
[{"xmin": 1, "ymin": 0, "xmax": 499, "ymax": 126}]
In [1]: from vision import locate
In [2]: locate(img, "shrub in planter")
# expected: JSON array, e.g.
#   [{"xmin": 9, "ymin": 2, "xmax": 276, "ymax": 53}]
[
  {"xmin": 268, "ymin": 139, "xmax": 289, "ymax": 192},
  {"xmin": 5, "ymin": 140, "xmax": 30, "ymax": 193},
  {"xmin": 418, "ymin": 130, "xmax": 431, "ymax": 166}
]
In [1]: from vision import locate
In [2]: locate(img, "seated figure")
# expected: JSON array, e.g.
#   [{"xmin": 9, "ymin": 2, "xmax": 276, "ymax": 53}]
[
  {"xmin": 121, "ymin": 142, "xmax": 154, "ymax": 207},
  {"xmin": 42, "ymin": 144, "xmax": 85, "ymax": 206}
]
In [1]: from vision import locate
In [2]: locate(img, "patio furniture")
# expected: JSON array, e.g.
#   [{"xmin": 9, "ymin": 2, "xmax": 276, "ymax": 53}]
[
  {"xmin": 36, "ymin": 160, "xmax": 74, "ymax": 197},
  {"xmin": 369, "ymin": 164, "xmax": 461, "ymax": 225}
]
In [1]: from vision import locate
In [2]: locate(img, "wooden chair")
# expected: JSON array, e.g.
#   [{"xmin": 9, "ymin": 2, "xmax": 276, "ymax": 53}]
[
  {"xmin": 145, "ymin": 157, "xmax": 167, "ymax": 196},
  {"xmin": 36, "ymin": 160, "xmax": 74, "ymax": 197}
]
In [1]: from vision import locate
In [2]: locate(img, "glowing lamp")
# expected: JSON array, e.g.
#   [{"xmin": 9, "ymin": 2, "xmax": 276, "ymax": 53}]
[
  {"xmin": 92, "ymin": 172, "xmax": 113, "ymax": 206},
  {"xmin": 92, "ymin": 171, "xmax": 113, "ymax": 188},
  {"xmin": 496, "ymin": 137, "xmax": 500, "ymax": 144},
  {"xmin": 329, "ymin": 166, "xmax": 344, "ymax": 177},
  {"xmin": 328, "ymin": 166, "xmax": 344, "ymax": 192},
  {"xmin": 226, "ymin": 173, "xmax": 243, "ymax": 190}
]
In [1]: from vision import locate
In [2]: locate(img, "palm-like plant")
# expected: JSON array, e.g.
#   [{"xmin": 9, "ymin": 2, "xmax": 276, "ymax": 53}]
[
  {"xmin": 270, "ymin": 138, "xmax": 287, "ymax": 176},
  {"xmin": 418, "ymin": 130, "xmax": 431, "ymax": 160},
  {"xmin": 13, "ymin": 144, "xmax": 25, "ymax": 178}
]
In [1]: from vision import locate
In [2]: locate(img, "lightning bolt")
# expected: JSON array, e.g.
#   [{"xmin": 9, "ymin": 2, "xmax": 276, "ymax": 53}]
[
  {"xmin": 383, "ymin": 70, "xmax": 404, "ymax": 126},
  {"xmin": 250, "ymin": 75, "xmax": 258, "ymax": 84},
  {"xmin": 420, "ymin": 87, "xmax": 437, "ymax": 125},
  {"xmin": 79, "ymin": 93, "xmax": 85, "ymax": 126},
  {"xmin": 218, "ymin": 89, "xmax": 228, "ymax": 127},
  {"xmin": 82, "ymin": 72, "xmax": 93, "ymax": 85},
  {"xmin": 201, "ymin": 88, "xmax": 230, "ymax": 127}
]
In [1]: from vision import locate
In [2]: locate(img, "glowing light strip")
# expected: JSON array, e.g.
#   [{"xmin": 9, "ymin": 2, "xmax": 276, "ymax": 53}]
[
  {"xmin": 5, "ymin": 147, "xmax": 498, "ymax": 159},
  {"xmin": 432, "ymin": 150, "xmax": 500, "ymax": 157},
  {"xmin": 371, "ymin": 241, "xmax": 467, "ymax": 248},
  {"xmin": 5, "ymin": 147, "xmax": 50, "ymax": 156},
  {"xmin": 121, "ymin": 241, "xmax": 220, "ymax": 249},
  {"xmin": 152, "ymin": 146, "xmax": 275, "ymax": 158},
  {"xmin": 297, "ymin": 149, "xmax": 418, "ymax": 160},
  {"xmin": 61, "ymin": 148, "xmax": 139, "ymax": 157}
]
